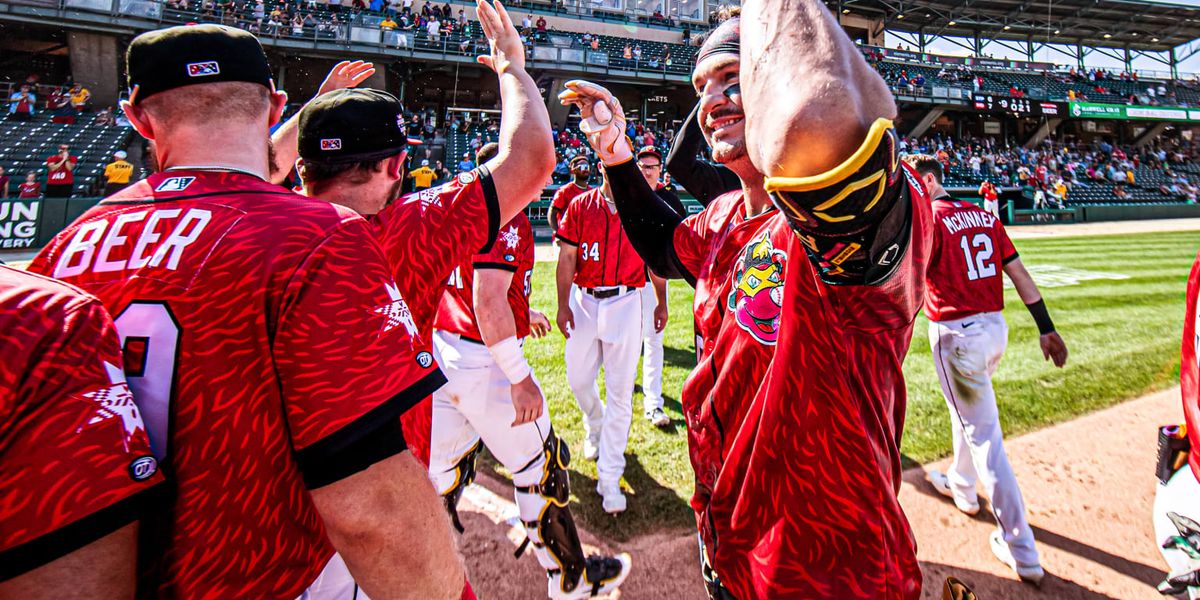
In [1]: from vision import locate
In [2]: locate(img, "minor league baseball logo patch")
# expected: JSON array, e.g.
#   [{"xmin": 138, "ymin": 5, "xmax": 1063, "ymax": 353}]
[
  {"xmin": 186, "ymin": 61, "xmax": 221, "ymax": 77},
  {"xmin": 457, "ymin": 171, "xmax": 476, "ymax": 185},
  {"xmin": 320, "ymin": 139, "xmax": 342, "ymax": 151},
  {"xmin": 416, "ymin": 351, "xmax": 434, "ymax": 368},
  {"xmin": 155, "ymin": 176, "xmax": 195, "ymax": 193},
  {"xmin": 129, "ymin": 455, "xmax": 158, "ymax": 481}
]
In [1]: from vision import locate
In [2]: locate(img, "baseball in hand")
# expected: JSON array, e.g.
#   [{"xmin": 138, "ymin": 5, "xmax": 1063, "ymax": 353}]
[{"xmin": 593, "ymin": 100, "xmax": 612, "ymax": 125}]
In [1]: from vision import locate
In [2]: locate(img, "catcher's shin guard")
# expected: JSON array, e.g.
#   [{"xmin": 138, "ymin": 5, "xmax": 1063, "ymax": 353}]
[
  {"xmin": 439, "ymin": 439, "xmax": 483, "ymax": 533},
  {"xmin": 513, "ymin": 429, "xmax": 587, "ymax": 594}
]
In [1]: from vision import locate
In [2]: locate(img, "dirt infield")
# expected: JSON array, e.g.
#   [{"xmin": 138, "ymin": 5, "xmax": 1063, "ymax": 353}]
[{"xmin": 457, "ymin": 387, "xmax": 1182, "ymax": 599}]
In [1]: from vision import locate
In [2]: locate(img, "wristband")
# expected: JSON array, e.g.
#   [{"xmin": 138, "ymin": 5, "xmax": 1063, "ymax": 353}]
[
  {"xmin": 1025, "ymin": 299, "xmax": 1056, "ymax": 335},
  {"xmin": 488, "ymin": 336, "xmax": 532, "ymax": 384}
]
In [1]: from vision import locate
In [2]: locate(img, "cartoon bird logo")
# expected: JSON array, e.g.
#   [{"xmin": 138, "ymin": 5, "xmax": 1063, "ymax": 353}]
[{"xmin": 728, "ymin": 233, "xmax": 787, "ymax": 345}]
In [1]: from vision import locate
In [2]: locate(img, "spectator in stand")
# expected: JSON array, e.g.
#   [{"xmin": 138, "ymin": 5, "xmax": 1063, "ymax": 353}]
[
  {"xmin": 47, "ymin": 86, "xmax": 72, "ymax": 119},
  {"xmin": 69, "ymin": 83, "xmax": 91, "ymax": 112},
  {"xmin": 103, "ymin": 150, "xmax": 135, "ymax": 196},
  {"xmin": 633, "ymin": 44, "xmax": 643, "ymax": 62},
  {"xmin": 44, "ymin": 144, "xmax": 77, "ymax": 198},
  {"xmin": 427, "ymin": 15, "xmax": 440, "ymax": 43},
  {"xmin": 1113, "ymin": 182, "xmax": 1129, "ymax": 200},
  {"xmin": 0, "ymin": 165, "xmax": 7, "ymax": 199},
  {"xmin": 8, "ymin": 84, "xmax": 35, "ymax": 120},
  {"xmin": 434, "ymin": 159, "xmax": 451, "ymax": 184},
  {"xmin": 590, "ymin": 36, "xmax": 599, "ymax": 51},
  {"xmin": 17, "ymin": 172, "xmax": 40, "ymax": 199},
  {"xmin": 380, "ymin": 14, "xmax": 397, "ymax": 28},
  {"xmin": 522, "ymin": 12, "xmax": 531, "ymax": 32},
  {"xmin": 535, "ymin": 15, "xmax": 546, "ymax": 38},
  {"xmin": 622, "ymin": 43, "xmax": 632, "ymax": 63},
  {"xmin": 457, "ymin": 152, "xmax": 475, "ymax": 172}
]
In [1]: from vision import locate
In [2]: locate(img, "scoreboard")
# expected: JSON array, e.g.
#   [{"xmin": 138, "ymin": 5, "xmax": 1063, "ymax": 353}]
[{"xmin": 972, "ymin": 94, "xmax": 1063, "ymax": 117}]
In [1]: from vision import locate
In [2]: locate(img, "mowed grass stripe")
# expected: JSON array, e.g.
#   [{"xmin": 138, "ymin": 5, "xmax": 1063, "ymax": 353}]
[{"xmin": 498, "ymin": 230, "xmax": 1200, "ymax": 539}]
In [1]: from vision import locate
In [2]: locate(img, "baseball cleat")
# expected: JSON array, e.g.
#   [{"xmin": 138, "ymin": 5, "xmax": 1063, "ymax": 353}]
[
  {"xmin": 597, "ymin": 482, "xmax": 626, "ymax": 514},
  {"xmin": 646, "ymin": 407, "xmax": 670, "ymax": 428},
  {"xmin": 928, "ymin": 469, "xmax": 981, "ymax": 516},
  {"xmin": 583, "ymin": 437, "xmax": 600, "ymax": 461},
  {"xmin": 547, "ymin": 553, "xmax": 633, "ymax": 599},
  {"xmin": 989, "ymin": 530, "xmax": 1045, "ymax": 586}
]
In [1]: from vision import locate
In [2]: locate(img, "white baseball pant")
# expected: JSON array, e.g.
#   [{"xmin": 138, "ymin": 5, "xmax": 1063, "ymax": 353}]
[
  {"xmin": 565, "ymin": 285, "xmax": 643, "ymax": 487},
  {"xmin": 1154, "ymin": 465, "xmax": 1200, "ymax": 599},
  {"xmin": 297, "ymin": 552, "xmax": 368, "ymax": 600},
  {"xmin": 984, "ymin": 199, "xmax": 1000, "ymax": 217},
  {"xmin": 640, "ymin": 283, "xmax": 665, "ymax": 413},
  {"xmin": 929, "ymin": 311, "xmax": 1040, "ymax": 567}
]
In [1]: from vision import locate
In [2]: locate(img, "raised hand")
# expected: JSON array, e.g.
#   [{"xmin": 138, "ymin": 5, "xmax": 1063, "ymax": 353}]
[
  {"xmin": 317, "ymin": 60, "xmax": 376, "ymax": 97},
  {"xmin": 557, "ymin": 80, "xmax": 632, "ymax": 165},
  {"xmin": 475, "ymin": 0, "xmax": 524, "ymax": 75}
]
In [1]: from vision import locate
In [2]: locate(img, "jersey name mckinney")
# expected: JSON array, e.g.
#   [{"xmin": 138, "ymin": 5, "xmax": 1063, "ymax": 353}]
[{"xmin": 941, "ymin": 209, "xmax": 996, "ymax": 235}]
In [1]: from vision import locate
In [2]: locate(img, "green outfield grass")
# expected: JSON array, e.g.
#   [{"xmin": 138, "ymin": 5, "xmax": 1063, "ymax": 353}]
[{"xmin": 488, "ymin": 229, "xmax": 1200, "ymax": 541}]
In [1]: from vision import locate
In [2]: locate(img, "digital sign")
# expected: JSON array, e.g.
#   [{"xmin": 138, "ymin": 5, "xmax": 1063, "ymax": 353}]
[{"xmin": 972, "ymin": 94, "xmax": 1062, "ymax": 117}]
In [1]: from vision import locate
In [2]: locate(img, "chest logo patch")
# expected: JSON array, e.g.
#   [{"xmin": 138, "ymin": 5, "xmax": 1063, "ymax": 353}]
[{"xmin": 728, "ymin": 232, "xmax": 787, "ymax": 345}]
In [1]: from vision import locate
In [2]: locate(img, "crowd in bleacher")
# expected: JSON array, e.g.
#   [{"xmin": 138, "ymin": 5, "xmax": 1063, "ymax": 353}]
[{"xmin": 903, "ymin": 133, "xmax": 1200, "ymax": 204}]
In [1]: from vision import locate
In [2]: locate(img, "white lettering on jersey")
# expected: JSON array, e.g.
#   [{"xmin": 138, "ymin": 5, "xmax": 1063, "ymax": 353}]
[
  {"xmin": 941, "ymin": 209, "xmax": 996, "ymax": 235},
  {"xmin": 54, "ymin": 208, "xmax": 212, "ymax": 277}
]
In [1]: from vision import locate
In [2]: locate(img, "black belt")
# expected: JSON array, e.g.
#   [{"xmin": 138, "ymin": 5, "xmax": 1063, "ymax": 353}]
[{"xmin": 583, "ymin": 286, "xmax": 633, "ymax": 299}]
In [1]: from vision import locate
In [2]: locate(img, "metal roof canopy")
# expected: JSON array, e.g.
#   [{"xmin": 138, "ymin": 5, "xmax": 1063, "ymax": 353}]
[{"xmin": 830, "ymin": 0, "xmax": 1200, "ymax": 72}]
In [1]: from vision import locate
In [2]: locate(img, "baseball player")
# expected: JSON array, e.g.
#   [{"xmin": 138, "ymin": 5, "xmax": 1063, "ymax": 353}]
[
  {"xmin": 297, "ymin": 4, "xmax": 551, "ymax": 479},
  {"xmin": 555, "ymin": 162, "xmax": 655, "ymax": 514},
  {"xmin": 634, "ymin": 145, "xmax": 681, "ymax": 428},
  {"xmin": 559, "ymin": 1, "xmax": 932, "ymax": 596},
  {"xmin": 979, "ymin": 180, "xmax": 1000, "ymax": 217},
  {"xmin": 427, "ymin": 138, "xmax": 632, "ymax": 599},
  {"xmin": 1154, "ymin": 250, "xmax": 1200, "ymax": 599},
  {"xmin": 909, "ymin": 155, "xmax": 1068, "ymax": 586},
  {"xmin": 549, "ymin": 155, "xmax": 592, "ymax": 236},
  {"xmin": 0, "ymin": 266, "xmax": 164, "ymax": 597},
  {"xmin": 30, "ymin": 25, "xmax": 473, "ymax": 599},
  {"xmin": 665, "ymin": 102, "xmax": 738, "ymax": 207}
]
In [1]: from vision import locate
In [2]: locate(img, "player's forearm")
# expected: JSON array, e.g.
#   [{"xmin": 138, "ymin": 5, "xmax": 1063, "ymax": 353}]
[
  {"xmin": 312, "ymin": 452, "xmax": 466, "ymax": 600},
  {"xmin": 487, "ymin": 69, "xmax": 554, "ymax": 225},
  {"xmin": 605, "ymin": 161, "xmax": 693, "ymax": 283},
  {"xmin": 0, "ymin": 523, "xmax": 139, "ymax": 599},
  {"xmin": 556, "ymin": 250, "xmax": 576, "ymax": 308},
  {"xmin": 665, "ymin": 103, "xmax": 737, "ymax": 207},
  {"xmin": 548, "ymin": 207, "xmax": 561, "ymax": 233},
  {"xmin": 474, "ymin": 274, "xmax": 518, "ymax": 345},
  {"xmin": 1004, "ymin": 259, "xmax": 1043, "ymax": 305},
  {"xmin": 651, "ymin": 273, "xmax": 668, "ymax": 306},
  {"xmin": 740, "ymin": 0, "xmax": 895, "ymax": 180}
]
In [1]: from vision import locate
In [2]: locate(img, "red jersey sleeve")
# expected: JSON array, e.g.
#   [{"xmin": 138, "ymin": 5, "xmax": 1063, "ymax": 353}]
[
  {"xmin": 274, "ymin": 218, "xmax": 443, "ymax": 486},
  {"xmin": 995, "ymin": 220, "xmax": 1019, "ymax": 264},
  {"xmin": 673, "ymin": 207, "xmax": 714, "ymax": 279},
  {"xmin": 551, "ymin": 186, "xmax": 571, "ymax": 212},
  {"xmin": 473, "ymin": 216, "xmax": 524, "ymax": 273},
  {"xmin": 373, "ymin": 167, "xmax": 501, "ymax": 326},
  {"xmin": 555, "ymin": 199, "xmax": 580, "ymax": 246},
  {"xmin": 1, "ymin": 274, "xmax": 164, "ymax": 580}
]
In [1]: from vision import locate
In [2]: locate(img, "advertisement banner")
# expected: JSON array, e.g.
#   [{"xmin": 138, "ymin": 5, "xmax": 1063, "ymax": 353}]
[
  {"xmin": 974, "ymin": 58, "xmax": 1011, "ymax": 70},
  {"xmin": 973, "ymin": 94, "xmax": 1063, "ymax": 117},
  {"xmin": 0, "ymin": 200, "xmax": 40, "ymax": 250},
  {"xmin": 885, "ymin": 49, "xmax": 922, "ymax": 62},
  {"xmin": 1067, "ymin": 102, "xmax": 1200, "ymax": 122}
]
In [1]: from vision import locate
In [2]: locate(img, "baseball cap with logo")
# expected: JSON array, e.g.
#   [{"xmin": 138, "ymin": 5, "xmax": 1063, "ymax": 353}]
[
  {"xmin": 569, "ymin": 155, "xmax": 591, "ymax": 171},
  {"xmin": 299, "ymin": 88, "xmax": 414, "ymax": 164},
  {"xmin": 636, "ymin": 146, "xmax": 662, "ymax": 163},
  {"xmin": 126, "ymin": 24, "xmax": 275, "ymax": 105}
]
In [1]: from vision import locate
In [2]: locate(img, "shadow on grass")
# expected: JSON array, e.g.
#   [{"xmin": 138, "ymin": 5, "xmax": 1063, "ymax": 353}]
[
  {"xmin": 663, "ymin": 344, "xmax": 698, "ymax": 371},
  {"xmin": 480, "ymin": 448, "xmax": 695, "ymax": 544}
]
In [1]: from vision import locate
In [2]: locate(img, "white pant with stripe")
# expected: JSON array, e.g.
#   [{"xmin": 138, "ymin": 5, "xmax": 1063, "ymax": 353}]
[
  {"xmin": 929, "ymin": 311, "xmax": 1039, "ymax": 567},
  {"xmin": 640, "ymin": 283, "xmax": 665, "ymax": 413},
  {"xmin": 565, "ymin": 285, "xmax": 643, "ymax": 487}
]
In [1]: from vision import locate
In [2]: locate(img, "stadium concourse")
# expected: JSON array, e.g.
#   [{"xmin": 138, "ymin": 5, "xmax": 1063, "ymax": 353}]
[{"xmin": 5, "ymin": 0, "xmax": 1200, "ymax": 598}]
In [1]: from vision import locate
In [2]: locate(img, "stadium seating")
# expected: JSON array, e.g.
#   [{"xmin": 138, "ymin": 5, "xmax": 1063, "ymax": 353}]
[{"xmin": 0, "ymin": 113, "xmax": 135, "ymax": 197}]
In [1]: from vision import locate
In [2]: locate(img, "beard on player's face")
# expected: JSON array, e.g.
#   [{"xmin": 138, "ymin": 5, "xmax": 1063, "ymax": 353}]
[{"xmin": 702, "ymin": 104, "xmax": 746, "ymax": 165}]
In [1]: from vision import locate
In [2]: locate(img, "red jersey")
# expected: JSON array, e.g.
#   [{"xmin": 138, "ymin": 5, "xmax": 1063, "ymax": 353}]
[
  {"xmin": 551, "ymin": 180, "xmax": 590, "ymax": 228},
  {"xmin": 46, "ymin": 155, "xmax": 78, "ymax": 185},
  {"xmin": 0, "ymin": 266, "xmax": 164, "ymax": 580},
  {"xmin": 556, "ymin": 188, "xmax": 646, "ymax": 289},
  {"xmin": 670, "ymin": 165, "xmax": 931, "ymax": 599},
  {"xmin": 18, "ymin": 182, "xmax": 40, "ymax": 198},
  {"xmin": 978, "ymin": 181, "xmax": 998, "ymax": 201},
  {"xmin": 923, "ymin": 197, "xmax": 1018, "ymax": 322},
  {"xmin": 29, "ymin": 171, "xmax": 437, "ymax": 598},
  {"xmin": 369, "ymin": 168, "xmax": 500, "ymax": 466},
  {"xmin": 1178, "ymin": 250, "xmax": 1200, "ymax": 479},
  {"xmin": 435, "ymin": 212, "xmax": 535, "ymax": 340}
]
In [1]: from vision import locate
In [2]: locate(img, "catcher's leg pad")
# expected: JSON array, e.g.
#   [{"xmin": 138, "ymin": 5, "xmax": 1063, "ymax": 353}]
[
  {"xmin": 440, "ymin": 439, "xmax": 483, "ymax": 534},
  {"xmin": 513, "ymin": 429, "xmax": 586, "ymax": 594}
]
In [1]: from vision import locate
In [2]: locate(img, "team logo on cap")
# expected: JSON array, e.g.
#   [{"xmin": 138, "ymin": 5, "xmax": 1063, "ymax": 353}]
[
  {"xmin": 186, "ymin": 61, "xmax": 221, "ymax": 77},
  {"xmin": 321, "ymin": 139, "xmax": 343, "ymax": 151}
]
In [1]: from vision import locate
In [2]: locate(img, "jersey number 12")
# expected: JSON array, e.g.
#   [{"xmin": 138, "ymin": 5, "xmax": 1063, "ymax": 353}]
[{"xmin": 960, "ymin": 233, "xmax": 997, "ymax": 281}]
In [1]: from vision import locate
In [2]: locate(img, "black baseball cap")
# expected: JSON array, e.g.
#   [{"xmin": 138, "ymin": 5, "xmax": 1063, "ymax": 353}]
[
  {"xmin": 127, "ymin": 24, "xmax": 274, "ymax": 105},
  {"xmin": 299, "ymin": 88, "xmax": 412, "ymax": 164},
  {"xmin": 636, "ymin": 146, "xmax": 662, "ymax": 163}
]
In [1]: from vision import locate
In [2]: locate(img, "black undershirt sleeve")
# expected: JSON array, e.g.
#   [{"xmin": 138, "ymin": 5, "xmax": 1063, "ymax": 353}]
[
  {"xmin": 665, "ymin": 103, "xmax": 740, "ymax": 207},
  {"xmin": 606, "ymin": 160, "xmax": 696, "ymax": 286}
]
